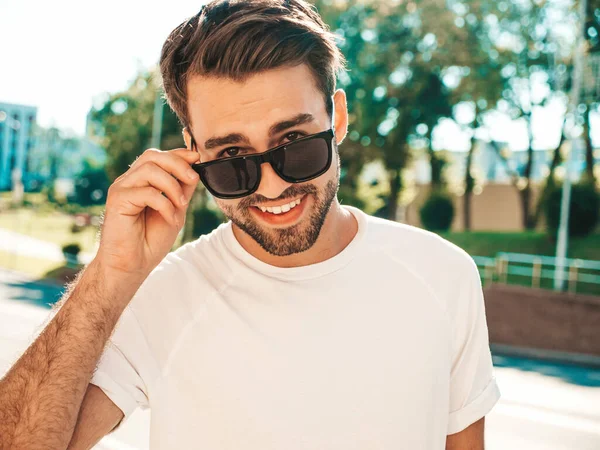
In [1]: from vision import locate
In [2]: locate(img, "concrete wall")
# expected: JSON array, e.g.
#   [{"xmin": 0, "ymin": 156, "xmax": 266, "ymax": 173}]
[
  {"xmin": 483, "ymin": 284, "xmax": 600, "ymax": 358},
  {"xmin": 404, "ymin": 183, "xmax": 545, "ymax": 232}
]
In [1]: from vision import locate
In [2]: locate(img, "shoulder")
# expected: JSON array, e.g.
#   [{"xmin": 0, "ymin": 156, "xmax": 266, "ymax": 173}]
[
  {"xmin": 357, "ymin": 210, "xmax": 480, "ymax": 313},
  {"xmin": 361, "ymin": 211, "xmax": 476, "ymax": 275}
]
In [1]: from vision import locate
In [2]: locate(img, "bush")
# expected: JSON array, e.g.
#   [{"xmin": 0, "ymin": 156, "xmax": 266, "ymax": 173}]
[
  {"xmin": 62, "ymin": 243, "xmax": 81, "ymax": 256},
  {"xmin": 544, "ymin": 182, "xmax": 600, "ymax": 238},
  {"xmin": 71, "ymin": 223, "xmax": 83, "ymax": 234},
  {"xmin": 62, "ymin": 243, "xmax": 82, "ymax": 267},
  {"xmin": 192, "ymin": 207, "xmax": 224, "ymax": 237},
  {"xmin": 73, "ymin": 167, "xmax": 110, "ymax": 206},
  {"xmin": 420, "ymin": 190, "xmax": 455, "ymax": 232}
]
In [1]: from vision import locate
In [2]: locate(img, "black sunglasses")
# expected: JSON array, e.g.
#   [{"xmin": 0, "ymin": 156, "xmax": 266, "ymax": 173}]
[{"xmin": 189, "ymin": 129, "xmax": 335, "ymax": 199}]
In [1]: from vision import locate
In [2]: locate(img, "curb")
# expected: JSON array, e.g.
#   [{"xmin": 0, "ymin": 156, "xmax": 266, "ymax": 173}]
[{"xmin": 491, "ymin": 343, "xmax": 600, "ymax": 369}]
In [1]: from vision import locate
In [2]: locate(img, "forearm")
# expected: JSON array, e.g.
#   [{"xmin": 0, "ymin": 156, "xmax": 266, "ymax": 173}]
[
  {"xmin": 446, "ymin": 417, "xmax": 485, "ymax": 450},
  {"xmin": 0, "ymin": 260, "xmax": 144, "ymax": 450}
]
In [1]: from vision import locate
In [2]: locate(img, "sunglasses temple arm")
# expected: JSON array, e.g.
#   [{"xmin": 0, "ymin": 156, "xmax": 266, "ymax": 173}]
[{"xmin": 331, "ymin": 96, "xmax": 336, "ymax": 133}]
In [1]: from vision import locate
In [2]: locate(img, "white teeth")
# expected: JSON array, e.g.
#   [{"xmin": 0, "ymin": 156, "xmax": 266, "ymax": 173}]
[{"xmin": 257, "ymin": 196, "xmax": 303, "ymax": 215}]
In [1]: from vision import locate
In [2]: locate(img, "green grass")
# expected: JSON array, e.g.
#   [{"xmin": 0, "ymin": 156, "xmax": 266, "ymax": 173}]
[
  {"xmin": 439, "ymin": 230, "xmax": 600, "ymax": 262},
  {"xmin": 0, "ymin": 249, "xmax": 63, "ymax": 279},
  {"xmin": 0, "ymin": 209, "xmax": 98, "ymax": 253}
]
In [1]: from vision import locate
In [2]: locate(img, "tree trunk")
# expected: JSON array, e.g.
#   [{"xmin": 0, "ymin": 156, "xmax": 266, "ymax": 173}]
[
  {"xmin": 548, "ymin": 129, "xmax": 565, "ymax": 183},
  {"xmin": 463, "ymin": 135, "xmax": 476, "ymax": 231},
  {"xmin": 463, "ymin": 108, "xmax": 479, "ymax": 232},
  {"xmin": 387, "ymin": 168, "xmax": 402, "ymax": 221},
  {"xmin": 428, "ymin": 127, "xmax": 443, "ymax": 190},
  {"xmin": 520, "ymin": 113, "xmax": 535, "ymax": 230},
  {"xmin": 584, "ymin": 106, "xmax": 596, "ymax": 184}
]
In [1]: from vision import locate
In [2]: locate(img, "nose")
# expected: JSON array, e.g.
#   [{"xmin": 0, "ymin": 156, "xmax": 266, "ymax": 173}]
[{"xmin": 255, "ymin": 162, "xmax": 292, "ymax": 199}]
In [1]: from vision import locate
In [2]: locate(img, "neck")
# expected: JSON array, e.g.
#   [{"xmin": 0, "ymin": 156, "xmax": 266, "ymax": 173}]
[{"xmin": 232, "ymin": 199, "xmax": 358, "ymax": 268}]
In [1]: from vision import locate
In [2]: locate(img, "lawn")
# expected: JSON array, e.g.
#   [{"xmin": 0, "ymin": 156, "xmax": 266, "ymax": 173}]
[
  {"xmin": 439, "ymin": 230, "xmax": 600, "ymax": 262},
  {"xmin": 0, "ymin": 208, "xmax": 99, "ymax": 254},
  {"xmin": 0, "ymin": 249, "xmax": 63, "ymax": 280},
  {"xmin": 1, "ymin": 199, "xmax": 599, "ymax": 294}
]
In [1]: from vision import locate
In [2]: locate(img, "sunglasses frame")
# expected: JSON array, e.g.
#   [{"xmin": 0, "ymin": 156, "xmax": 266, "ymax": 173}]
[{"xmin": 189, "ymin": 128, "xmax": 335, "ymax": 199}]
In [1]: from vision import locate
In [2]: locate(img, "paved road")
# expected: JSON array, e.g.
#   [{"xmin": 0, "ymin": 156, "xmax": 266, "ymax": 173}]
[{"xmin": 0, "ymin": 268, "xmax": 599, "ymax": 450}]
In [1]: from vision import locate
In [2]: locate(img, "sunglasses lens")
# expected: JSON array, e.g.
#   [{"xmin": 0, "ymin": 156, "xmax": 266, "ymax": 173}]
[
  {"xmin": 199, "ymin": 158, "xmax": 260, "ymax": 197},
  {"xmin": 272, "ymin": 136, "xmax": 330, "ymax": 180}
]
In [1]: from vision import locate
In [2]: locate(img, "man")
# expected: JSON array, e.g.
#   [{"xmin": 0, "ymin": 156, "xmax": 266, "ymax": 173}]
[{"xmin": 0, "ymin": 1, "xmax": 500, "ymax": 449}]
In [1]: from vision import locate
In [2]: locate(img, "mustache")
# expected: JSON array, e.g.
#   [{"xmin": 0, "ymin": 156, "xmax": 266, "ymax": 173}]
[{"xmin": 238, "ymin": 184, "xmax": 318, "ymax": 209}]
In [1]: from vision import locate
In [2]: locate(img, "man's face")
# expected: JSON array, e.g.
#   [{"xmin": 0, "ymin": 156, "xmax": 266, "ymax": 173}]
[{"xmin": 184, "ymin": 64, "xmax": 347, "ymax": 256}]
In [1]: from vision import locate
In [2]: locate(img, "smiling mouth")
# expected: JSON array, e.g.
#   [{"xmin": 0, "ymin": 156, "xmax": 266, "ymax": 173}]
[{"xmin": 252, "ymin": 196, "xmax": 305, "ymax": 215}]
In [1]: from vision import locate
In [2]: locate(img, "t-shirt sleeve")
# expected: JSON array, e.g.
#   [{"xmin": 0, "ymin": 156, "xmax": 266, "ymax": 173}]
[
  {"xmin": 447, "ymin": 256, "xmax": 501, "ymax": 435},
  {"xmin": 90, "ymin": 300, "xmax": 158, "ymax": 421}
]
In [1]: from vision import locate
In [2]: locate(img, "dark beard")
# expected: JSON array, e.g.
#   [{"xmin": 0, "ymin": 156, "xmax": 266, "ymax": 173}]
[{"xmin": 221, "ymin": 178, "xmax": 339, "ymax": 256}]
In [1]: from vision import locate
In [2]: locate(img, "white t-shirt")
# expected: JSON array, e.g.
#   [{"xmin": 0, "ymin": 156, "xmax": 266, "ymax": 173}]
[{"xmin": 91, "ymin": 205, "xmax": 500, "ymax": 449}]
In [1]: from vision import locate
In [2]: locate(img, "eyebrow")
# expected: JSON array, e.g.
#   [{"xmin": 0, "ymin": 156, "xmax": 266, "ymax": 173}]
[{"xmin": 203, "ymin": 113, "xmax": 315, "ymax": 151}]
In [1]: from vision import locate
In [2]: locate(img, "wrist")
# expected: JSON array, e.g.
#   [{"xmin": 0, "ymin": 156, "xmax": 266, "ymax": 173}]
[{"xmin": 82, "ymin": 258, "xmax": 148, "ymax": 311}]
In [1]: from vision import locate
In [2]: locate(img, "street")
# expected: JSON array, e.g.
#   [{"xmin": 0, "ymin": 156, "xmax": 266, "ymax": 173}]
[{"xmin": 0, "ymin": 268, "xmax": 598, "ymax": 450}]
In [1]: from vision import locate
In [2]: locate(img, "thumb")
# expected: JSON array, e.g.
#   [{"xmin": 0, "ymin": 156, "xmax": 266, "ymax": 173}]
[{"xmin": 181, "ymin": 176, "xmax": 200, "ymax": 202}]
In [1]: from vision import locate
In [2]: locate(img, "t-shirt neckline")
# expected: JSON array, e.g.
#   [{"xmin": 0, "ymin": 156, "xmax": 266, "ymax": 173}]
[{"xmin": 221, "ymin": 205, "xmax": 367, "ymax": 281}]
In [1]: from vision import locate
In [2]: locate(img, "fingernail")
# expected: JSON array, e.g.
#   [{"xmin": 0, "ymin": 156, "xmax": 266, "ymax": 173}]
[
  {"xmin": 187, "ymin": 169, "xmax": 199, "ymax": 180},
  {"xmin": 180, "ymin": 195, "xmax": 188, "ymax": 205}
]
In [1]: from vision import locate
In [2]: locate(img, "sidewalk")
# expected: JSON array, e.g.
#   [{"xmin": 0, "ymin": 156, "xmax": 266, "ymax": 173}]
[{"xmin": 0, "ymin": 268, "xmax": 149, "ymax": 450}]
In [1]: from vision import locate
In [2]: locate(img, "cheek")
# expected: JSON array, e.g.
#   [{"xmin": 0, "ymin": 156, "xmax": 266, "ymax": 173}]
[
  {"xmin": 215, "ymin": 199, "xmax": 237, "ymax": 214},
  {"xmin": 322, "ymin": 149, "xmax": 340, "ymax": 181}
]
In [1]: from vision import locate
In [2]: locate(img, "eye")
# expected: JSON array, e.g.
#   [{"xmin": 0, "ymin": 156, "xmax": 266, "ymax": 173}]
[
  {"xmin": 283, "ymin": 131, "xmax": 304, "ymax": 143},
  {"xmin": 217, "ymin": 147, "xmax": 243, "ymax": 159}
]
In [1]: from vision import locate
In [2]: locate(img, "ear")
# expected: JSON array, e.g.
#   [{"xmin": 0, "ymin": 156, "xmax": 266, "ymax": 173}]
[
  {"xmin": 332, "ymin": 89, "xmax": 349, "ymax": 145},
  {"xmin": 182, "ymin": 127, "xmax": 193, "ymax": 150}
]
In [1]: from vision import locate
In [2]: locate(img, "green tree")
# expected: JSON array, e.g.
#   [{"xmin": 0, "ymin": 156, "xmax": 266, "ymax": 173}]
[
  {"xmin": 72, "ymin": 159, "xmax": 110, "ymax": 206},
  {"xmin": 316, "ymin": 0, "xmax": 470, "ymax": 220},
  {"xmin": 89, "ymin": 69, "xmax": 184, "ymax": 181},
  {"xmin": 582, "ymin": 0, "xmax": 600, "ymax": 184},
  {"xmin": 89, "ymin": 68, "xmax": 217, "ymax": 241},
  {"xmin": 443, "ymin": 0, "xmax": 508, "ymax": 230},
  {"xmin": 492, "ymin": 0, "xmax": 574, "ymax": 230}
]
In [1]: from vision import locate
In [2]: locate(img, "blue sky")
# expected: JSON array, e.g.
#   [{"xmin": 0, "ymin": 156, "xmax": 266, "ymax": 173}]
[{"xmin": 0, "ymin": 0, "xmax": 594, "ymax": 152}]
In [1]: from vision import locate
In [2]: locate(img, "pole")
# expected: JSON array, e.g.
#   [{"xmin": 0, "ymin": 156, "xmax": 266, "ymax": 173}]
[
  {"xmin": 554, "ymin": 0, "xmax": 587, "ymax": 291},
  {"xmin": 151, "ymin": 89, "xmax": 164, "ymax": 149}
]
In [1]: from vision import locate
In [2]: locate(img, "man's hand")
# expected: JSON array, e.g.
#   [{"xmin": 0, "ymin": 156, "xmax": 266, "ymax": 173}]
[{"xmin": 98, "ymin": 148, "xmax": 200, "ymax": 282}]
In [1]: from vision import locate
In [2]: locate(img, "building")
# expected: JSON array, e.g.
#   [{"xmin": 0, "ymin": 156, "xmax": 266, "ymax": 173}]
[
  {"xmin": 0, "ymin": 102, "xmax": 37, "ymax": 191},
  {"xmin": 413, "ymin": 139, "xmax": 592, "ymax": 187},
  {"xmin": 30, "ymin": 126, "xmax": 107, "ymax": 196}
]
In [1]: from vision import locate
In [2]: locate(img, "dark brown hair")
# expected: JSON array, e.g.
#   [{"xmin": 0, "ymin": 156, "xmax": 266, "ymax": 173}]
[{"xmin": 159, "ymin": 0, "xmax": 345, "ymax": 130}]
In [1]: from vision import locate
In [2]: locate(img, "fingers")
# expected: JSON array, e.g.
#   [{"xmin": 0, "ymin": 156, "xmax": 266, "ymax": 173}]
[
  {"xmin": 120, "ymin": 148, "xmax": 201, "ymax": 207},
  {"xmin": 128, "ymin": 148, "xmax": 200, "ymax": 184},
  {"xmin": 122, "ymin": 161, "xmax": 190, "ymax": 208},
  {"xmin": 123, "ymin": 186, "xmax": 179, "ymax": 227}
]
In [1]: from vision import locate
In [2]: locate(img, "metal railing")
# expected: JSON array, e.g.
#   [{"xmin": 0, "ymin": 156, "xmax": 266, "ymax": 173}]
[{"xmin": 472, "ymin": 252, "xmax": 600, "ymax": 295}]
